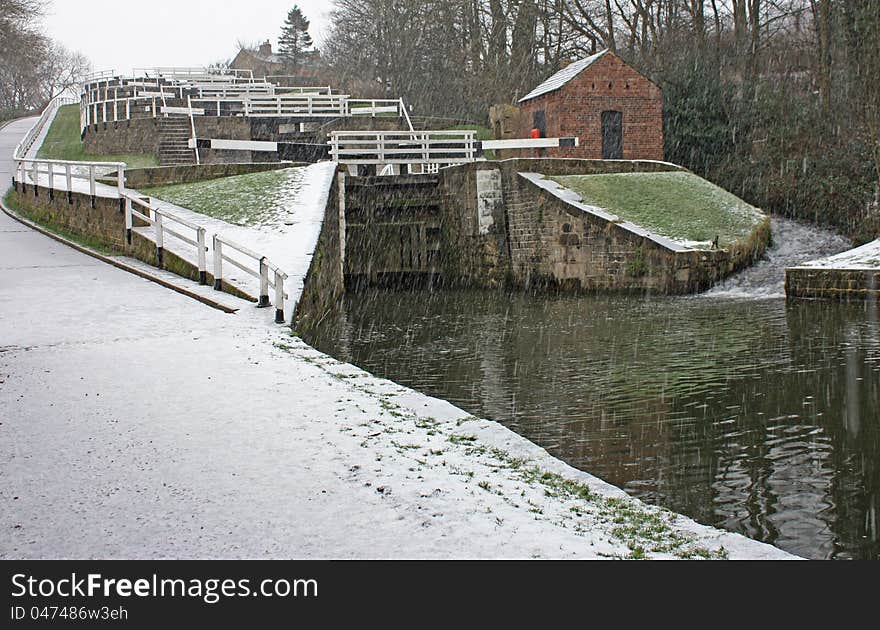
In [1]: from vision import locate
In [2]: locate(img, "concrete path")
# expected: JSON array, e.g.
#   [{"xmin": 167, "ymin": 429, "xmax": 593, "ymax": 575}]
[{"xmin": 0, "ymin": 118, "xmax": 798, "ymax": 559}]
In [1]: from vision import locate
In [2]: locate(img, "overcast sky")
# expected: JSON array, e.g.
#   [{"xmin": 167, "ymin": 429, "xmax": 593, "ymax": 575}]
[{"xmin": 42, "ymin": 0, "xmax": 332, "ymax": 73}]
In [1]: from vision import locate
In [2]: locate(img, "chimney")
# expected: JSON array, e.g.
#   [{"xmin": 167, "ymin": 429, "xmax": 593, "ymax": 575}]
[{"xmin": 258, "ymin": 40, "xmax": 272, "ymax": 57}]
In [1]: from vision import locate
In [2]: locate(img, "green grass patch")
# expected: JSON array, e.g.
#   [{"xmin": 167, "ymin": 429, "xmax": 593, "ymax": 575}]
[
  {"xmin": 550, "ymin": 171, "xmax": 765, "ymax": 247},
  {"xmin": 37, "ymin": 105, "xmax": 158, "ymax": 169},
  {"xmin": 142, "ymin": 168, "xmax": 304, "ymax": 229}
]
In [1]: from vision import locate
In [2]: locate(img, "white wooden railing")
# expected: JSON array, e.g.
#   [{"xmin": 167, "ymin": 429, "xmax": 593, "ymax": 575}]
[
  {"xmin": 13, "ymin": 157, "xmax": 125, "ymax": 204},
  {"xmin": 328, "ymin": 130, "xmax": 477, "ymax": 166},
  {"xmin": 9, "ymin": 96, "xmax": 290, "ymax": 324},
  {"xmin": 213, "ymin": 235, "xmax": 289, "ymax": 323},
  {"xmin": 14, "ymin": 94, "xmax": 77, "ymax": 159},
  {"xmin": 123, "ymin": 192, "xmax": 207, "ymax": 280},
  {"xmin": 79, "ymin": 68, "xmax": 410, "ymax": 132},
  {"xmin": 123, "ymin": 193, "xmax": 289, "ymax": 321}
]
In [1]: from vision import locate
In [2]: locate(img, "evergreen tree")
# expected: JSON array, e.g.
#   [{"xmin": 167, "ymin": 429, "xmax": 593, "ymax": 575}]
[{"xmin": 278, "ymin": 5, "xmax": 313, "ymax": 71}]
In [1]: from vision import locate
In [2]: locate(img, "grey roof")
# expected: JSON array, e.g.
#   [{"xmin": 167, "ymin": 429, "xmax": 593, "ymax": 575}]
[{"xmin": 518, "ymin": 49, "xmax": 609, "ymax": 103}]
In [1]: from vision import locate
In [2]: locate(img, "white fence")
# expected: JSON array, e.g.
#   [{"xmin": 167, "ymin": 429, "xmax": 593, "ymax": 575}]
[
  {"xmin": 14, "ymin": 157, "xmax": 125, "ymax": 205},
  {"xmin": 213, "ymin": 235, "xmax": 288, "ymax": 323},
  {"xmin": 328, "ymin": 130, "xmax": 477, "ymax": 166},
  {"xmin": 10, "ymin": 95, "xmax": 291, "ymax": 324},
  {"xmin": 123, "ymin": 193, "xmax": 207, "ymax": 278},
  {"xmin": 12, "ymin": 93, "xmax": 123, "ymax": 205},
  {"xmin": 14, "ymin": 94, "xmax": 77, "ymax": 159},
  {"xmin": 79, "ymin": 68, "xmax": 410, "ymax": 132}
]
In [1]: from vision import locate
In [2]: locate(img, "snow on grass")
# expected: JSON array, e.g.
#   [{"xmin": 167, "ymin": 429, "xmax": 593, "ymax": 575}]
[
  {"xmin": 142, "ymin": 168, "xmax": 308, "ymax": 229},
  {"xmin": 792, "ymin": 238, "xmax": 880, "ymax": 270},
  {"xmin": 550, "ymin": 171, "xmax": 766, "ymax": 248}
]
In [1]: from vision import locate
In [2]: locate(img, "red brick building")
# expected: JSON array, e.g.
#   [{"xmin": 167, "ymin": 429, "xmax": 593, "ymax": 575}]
[{"xmin": 495, "ymin": 50, "xmax": 664, "ymax": 160}]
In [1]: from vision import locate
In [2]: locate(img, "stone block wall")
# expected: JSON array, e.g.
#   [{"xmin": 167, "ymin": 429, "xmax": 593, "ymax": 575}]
[
  {"xmin": 436, "ymin": 159, "xmax": 770, "ymax": 294},
  {"xmin": 785, "ymin": 267, "xmax": 880, "ymax": 300},
  {"xmin": 8, "ymin": 184, "xmax": 233, "ymax": 296},
  {"xmin": 83, "ymin": 115, "xmax": 253, "ymax": 164},
  {"xmin": 294, "ymin": 171, "xmax": 346, "ymax": 334},
  {"xmin": 83, "ymin": 117, "xmax": 162, "ymax": 156}
]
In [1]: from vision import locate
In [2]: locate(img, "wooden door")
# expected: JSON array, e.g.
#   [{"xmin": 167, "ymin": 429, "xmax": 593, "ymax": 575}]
[{"xmin": 601, "ymin": 111, "xmax": 623, "ymax": 159}]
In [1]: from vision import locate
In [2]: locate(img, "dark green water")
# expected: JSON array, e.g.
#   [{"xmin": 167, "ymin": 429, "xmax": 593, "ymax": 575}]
[{"xmin": 307, "ymin": 288, "xmax": 879, "ymax": 559}]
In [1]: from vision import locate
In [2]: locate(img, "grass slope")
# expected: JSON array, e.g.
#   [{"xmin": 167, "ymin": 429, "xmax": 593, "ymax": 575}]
[
  {"xmin": 551, "ymin": 171, "xmax": 765, "ymax": 247},
  {"xmin": 37, "ymin": 105, "xmax": 158, "ymax": 168},
  {"xmin": 142, "ymin": 168, "xmax": 303, "ymax": 228}
]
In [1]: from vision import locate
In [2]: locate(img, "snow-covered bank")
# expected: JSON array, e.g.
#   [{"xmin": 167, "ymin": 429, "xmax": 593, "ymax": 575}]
[
  {"xmin": 792, "ymin": 238, "xmax": 880, "ymax": 271},
  {"xmin": 0, "ymin": 119, "xmax": 797, "ymax": 559}
]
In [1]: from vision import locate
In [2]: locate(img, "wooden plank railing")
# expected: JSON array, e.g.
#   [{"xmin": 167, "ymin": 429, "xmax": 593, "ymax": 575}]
[
  {"xmin": 12, "ymin": 91, "xmax": 291, "ymax": 325},
  {"xmin": 328, "ymin": 130, "xmax": 477, "ymax": 166},
  {"xmin": 212, "ymin": 234, "xmax": 288, "ymax": 323},
  {"xmin": 123, "ymin": 193, "xmax": 207, "ymax": 281},
  {"xmin": 15, "ymin": 94, "xmax": 77, "ymax": 159},
  {"xmin": 13, "ymin": 157, "xmax": 126, "ymax": 208}
]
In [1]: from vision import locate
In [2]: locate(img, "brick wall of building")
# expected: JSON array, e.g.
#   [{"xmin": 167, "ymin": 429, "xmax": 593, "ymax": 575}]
[{"xmin": 513, "ymin": 52, "xmax": 664, "ymax": 161}]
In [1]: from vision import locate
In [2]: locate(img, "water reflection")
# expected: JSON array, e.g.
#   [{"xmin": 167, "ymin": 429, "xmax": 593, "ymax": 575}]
[{"xmin": 306, "ymin": 290, "xmax": 880, "ymax": 559}]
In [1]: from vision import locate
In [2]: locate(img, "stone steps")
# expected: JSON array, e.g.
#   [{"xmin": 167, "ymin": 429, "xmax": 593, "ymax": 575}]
[{"xmin": 158, "ymin": 115, "xmax": 195, "ymax": 166}]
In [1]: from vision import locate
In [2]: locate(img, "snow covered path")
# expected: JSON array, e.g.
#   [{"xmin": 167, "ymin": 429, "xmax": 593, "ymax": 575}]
[{"xmin": 0, "ymin": 119, "xmax": 797, "ymax": 559}]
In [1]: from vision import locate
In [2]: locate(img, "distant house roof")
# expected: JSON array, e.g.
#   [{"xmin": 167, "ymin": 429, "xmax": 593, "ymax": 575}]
[{"xmin": 518, "ymin": 49, "xmax": 609, "ymax": 103}]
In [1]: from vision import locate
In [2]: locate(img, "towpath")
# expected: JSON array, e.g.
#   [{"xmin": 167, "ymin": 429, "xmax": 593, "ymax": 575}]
[{"xmin": 0, "ymin": 118, "xmax": 797, "ymax": 559}]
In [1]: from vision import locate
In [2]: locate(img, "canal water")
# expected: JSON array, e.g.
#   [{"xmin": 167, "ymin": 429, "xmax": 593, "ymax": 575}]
[{"xmin": 305, "ymin": 218, "xmax": 879, "ymax": 559}]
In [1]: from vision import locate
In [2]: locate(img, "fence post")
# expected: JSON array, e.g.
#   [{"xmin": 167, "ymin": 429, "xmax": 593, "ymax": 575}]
[
  {"xmin": 48, "ymin": 163, "xmax": 54, "ymax": 200},
  {"xmin": 155, "ymin": 210, "xmax": 164, "ymax": 266},
  {"xmin": 87, "ymin": 164, "xmax": 97, "ymax": 207},
  {"xmin": 19, "ymin": 161, "xmax": 26, "ymax": 194},
  {"xmin": 274, "ymin": 270, "xmax": 285, "ymax": 324},
  {"xmin": 213, "ymin": 236, "xmax": 223, "ymax": 290},
  {"xmin": 117, "ymin": 165, "xmax": 125, "ymax": 213},
  {"xmin": 189, "ymin": 227, "xmax": 205, "ymax": 285},
  {"xmin": 125, "ymin": 196, "xmax": 132, "ymax": 245},
  {"xmin": 65, "ymin": 163, "xmax": 72, "ymax": 204},
  {"xmin": 258, "ymin": 258, "xmax": 270, "ymax": 307},
  {"xmin": 31, "ymin": 162, "xmax": 38, "ymax": 197}
]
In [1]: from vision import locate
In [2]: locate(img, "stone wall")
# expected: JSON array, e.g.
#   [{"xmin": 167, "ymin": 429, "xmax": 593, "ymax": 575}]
[
  {"xmin": 7, "ymin": 183, "xmax": 240, "ymax": 297},
  {"xmin": 434, "ymin": 158, "xmax": 762, "ymax": 294},
  {"xmin": 785, "ymin": 267, "xmax": 880, "ymax": 300},
  {"xmin": 502, "ymin": 171, "xmax": 767, "ymax": 293},
  {"xmin": 83, "ymin": 117, "xmax": 162, "ymax": 156},
  {"xmin": 293, "ymin": 171, "xmax": 346, "ymax": 334},
  {"xmin": 83, "ymin": 116, "xmax": 252, "ymax": 163}
]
